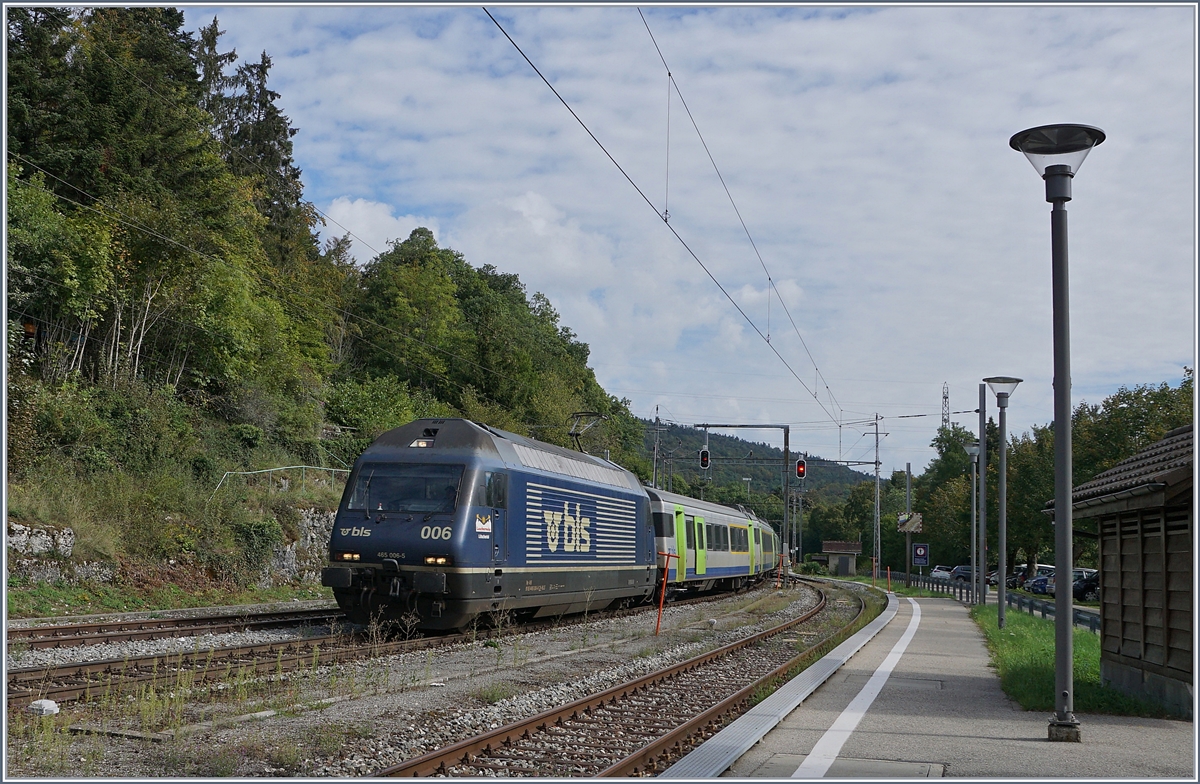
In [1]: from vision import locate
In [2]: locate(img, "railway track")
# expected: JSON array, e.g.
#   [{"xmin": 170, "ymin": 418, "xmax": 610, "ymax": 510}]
[
  {"xmin": 6, "ymin": 608, "xmax": 343, "ymax": 650},
  {"xmin": 6, "ymin": 582, "xmax": 774, "ymax": 709},
  {"xmin": 373, "ymin": 580, "xmax": 872, "ymax": 777}
]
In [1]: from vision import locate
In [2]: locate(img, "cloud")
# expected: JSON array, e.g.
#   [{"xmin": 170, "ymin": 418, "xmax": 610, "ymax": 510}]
[
  {"xmin": 320, "ymin": 197, "xmax": 440, "ymax": 263},
  {"xmin": 187, "ymin": 5, "xmax": 1195, "ymax": 472}
]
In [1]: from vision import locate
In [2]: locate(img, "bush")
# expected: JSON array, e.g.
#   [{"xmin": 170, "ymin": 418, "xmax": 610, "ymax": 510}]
[
  {"xmin": 229, "ymin": 423, "xmax": 263, "ymax": 449},
  {"xmin": 231, "ymin": 517, "xmax": 282, "ymax": 571}
]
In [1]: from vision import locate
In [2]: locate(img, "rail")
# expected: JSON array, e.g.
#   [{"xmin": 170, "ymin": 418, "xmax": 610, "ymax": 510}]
[{"xmin": 373, "ymin": 583, "xmax": 839, "ymax": 777}]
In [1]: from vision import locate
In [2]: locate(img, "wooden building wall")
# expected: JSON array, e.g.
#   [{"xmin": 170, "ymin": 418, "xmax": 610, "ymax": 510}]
[{"xmin": 1098, "ymin": 501, "xmax": 1192, "ymax": 708}]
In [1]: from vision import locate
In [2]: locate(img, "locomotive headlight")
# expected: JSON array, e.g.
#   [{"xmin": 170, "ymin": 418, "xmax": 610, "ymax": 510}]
[
  {"xmin": 334, "ymin": 552, "xmax": 361, "ymax": 562},
  {"xmin": 424, "ymin": 556, "xmax": 450, "ymax": 566}
]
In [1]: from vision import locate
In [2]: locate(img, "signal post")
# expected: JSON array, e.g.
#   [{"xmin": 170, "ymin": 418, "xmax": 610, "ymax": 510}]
[{"xmin": 695, "ymin": 422, "xmax": 791, "ymax": 579}]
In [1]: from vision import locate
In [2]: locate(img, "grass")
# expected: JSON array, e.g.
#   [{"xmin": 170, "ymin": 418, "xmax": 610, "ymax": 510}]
[
  {"xmin": 969, "ymin": 603, "xmax": 1169, "ymax": 717},
  {"xmin": 6, "ymin": 579, "xmax": 332, "ymax": 619}
]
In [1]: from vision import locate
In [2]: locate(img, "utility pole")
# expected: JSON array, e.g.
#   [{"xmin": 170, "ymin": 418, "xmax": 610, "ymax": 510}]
[
  {"xmin": 783, "ymin": 424, "xmax": 791, "ymax": 575},
  {"xmin": 942, "ymin": 382, "xmax": 950, "ymax": 430},
  {"xmin": 905, "ymin": 462, "xmax": 912, "ymax": 587},
  {"xmin": 652, "ymin": 407, "xmax": 660, "ymax": 489},
  {"xmin": 873, "ymin": 415, "xmax": 881, "ymax": 580}
]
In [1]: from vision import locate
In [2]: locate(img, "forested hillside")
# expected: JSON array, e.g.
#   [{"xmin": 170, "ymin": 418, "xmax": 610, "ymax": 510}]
[{"xmin": 5, "ymin": 9, "xmax": 643, "ymax": 595}]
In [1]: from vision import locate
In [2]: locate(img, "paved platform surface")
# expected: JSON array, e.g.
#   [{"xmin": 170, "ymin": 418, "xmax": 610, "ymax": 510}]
[{"xmin": 723, "ymin": 596, "xmax": 1195, "ymax": 778}]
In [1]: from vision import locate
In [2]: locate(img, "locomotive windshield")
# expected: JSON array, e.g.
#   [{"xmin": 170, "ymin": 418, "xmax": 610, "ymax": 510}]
[{"xmin": 346, "ymin": 463, "xmax": 465, "ymax": 513}]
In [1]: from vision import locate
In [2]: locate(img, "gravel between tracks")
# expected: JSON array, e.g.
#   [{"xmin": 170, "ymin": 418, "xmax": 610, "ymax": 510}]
[{"xmin": 6, "ymin": 584, "xmax": 836, "ymax": 777}]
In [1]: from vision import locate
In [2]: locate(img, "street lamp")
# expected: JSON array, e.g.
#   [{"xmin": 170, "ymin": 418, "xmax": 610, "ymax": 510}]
[
  {"xmin": 1010, "ymin": 122, "xmax": 1105, "ymax": 743},
  {"xmin": 985, "ymin": 377, "xmax": 1021, "ymax": 627},
  {"xmin": 964, "ymin": 441, "xmax": 980, "ymax": 603},
  {"xmin": 742, "ymin": 477, "xmax": 752, "ymax": 497}
]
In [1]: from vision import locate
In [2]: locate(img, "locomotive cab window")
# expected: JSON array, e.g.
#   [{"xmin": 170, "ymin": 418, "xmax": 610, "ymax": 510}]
[{"xmin": 346, "ymin": 464, "xmax": 464, "ymax": 513}]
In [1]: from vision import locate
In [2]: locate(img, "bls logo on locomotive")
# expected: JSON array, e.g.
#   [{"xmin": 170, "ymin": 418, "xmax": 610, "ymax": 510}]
[
  {"xmin": 339, "ymin": 526, "xmax": 372, "ymax": 537},
  {"xmin": 543, "ymin": 502, "xmax": 591, "ymax": 553}
]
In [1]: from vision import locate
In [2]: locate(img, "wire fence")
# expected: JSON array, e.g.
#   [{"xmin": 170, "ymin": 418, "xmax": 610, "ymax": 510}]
[{"xmin": 207, "ymin": 465, "xmax": 350, "ymax": 504}]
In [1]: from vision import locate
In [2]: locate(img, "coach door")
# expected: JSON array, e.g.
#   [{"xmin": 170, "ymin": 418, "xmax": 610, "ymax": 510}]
[
  {"xmin": 695, "ymin": 516, "xmax": 707, "ymax": 576},
  {"xmin": 673, "ymin": 506, "xmax": 687, "ymax": 582},
  {"xmin": 684, "ymin": 515, "xmax": 697, "ymax": 576}
]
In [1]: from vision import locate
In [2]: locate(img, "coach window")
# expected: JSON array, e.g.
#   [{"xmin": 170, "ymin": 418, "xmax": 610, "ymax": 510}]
[
  {"xmin": 485, "ymin": 472, "xmax": 508, "ymax": 509},
  {"xmin": 653, "ymin": 513, "xmax": 673, "ymax": 537},
  {"xmin": 754, "ymin": 528, "xmax": 761, "ymax": 544},
  {"xmin": 685, "ymin": 516, "xmax": 695, "ymax": 549},
  {"xmin": 705, "ymin": 523, "xmax": 713, "ymax": 551}
]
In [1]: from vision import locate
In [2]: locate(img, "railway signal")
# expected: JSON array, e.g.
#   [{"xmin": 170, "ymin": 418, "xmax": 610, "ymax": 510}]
[
  {"xmin": 699, "ymin": 448, "xmax": 710, "ymax": 469},
  {"xmin": 795, "ymin": 458, "xmax": 806, "ymax": 479}
]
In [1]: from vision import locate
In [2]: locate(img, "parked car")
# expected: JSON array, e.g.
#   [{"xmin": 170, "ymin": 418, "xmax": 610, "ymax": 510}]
[
  {"xmin": 1074, "ymin": 571, "xmax": 1101, "ymax": 602},
  {"xmin": 930, "ymin": 565, "xmax": 953, "ymax": 580},
  {"xmin": 1043, "ymin": 567, "xmax": 1096, "ymax": 597},
  {"xmin": 949, "ymin": 565, "xmax": 973, "ymax": 582},
  {"xmin": 1013, "ymin": 564, "xmax": 1055, "ymax": 589},
  {"xmin": 1028, "ymin": 574, "xmax": 1051, "ymax": 595}
]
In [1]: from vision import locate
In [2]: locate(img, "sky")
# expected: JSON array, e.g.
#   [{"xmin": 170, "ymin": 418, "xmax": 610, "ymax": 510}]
[{"xmin": 186, "ymin": 3, "xmax": 1196, "ymax": 475}]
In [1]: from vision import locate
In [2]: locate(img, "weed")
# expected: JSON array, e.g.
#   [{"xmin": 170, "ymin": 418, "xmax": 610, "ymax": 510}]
[
  {"xmin": 269, "ymin": 742, "xmax": 305, "ymax": 774},
  {"xmin": 472, "ymin": 682, "xmax": 518, "ymax": 704}
]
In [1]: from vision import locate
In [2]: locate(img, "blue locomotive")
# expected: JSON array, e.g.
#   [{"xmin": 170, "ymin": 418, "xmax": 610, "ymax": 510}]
[{"xmin": 321, "ymin": 418, "xmax": 777, "ymax": 630}]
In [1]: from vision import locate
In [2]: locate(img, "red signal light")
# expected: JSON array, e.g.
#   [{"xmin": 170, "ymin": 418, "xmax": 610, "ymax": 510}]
[
  {"xmin": 699, "ymin": 449, "xmax": 710, "ymax": 469},
  {"xmin": 796, "ymin": 458, "xmax": 806, "ymax": 479}
]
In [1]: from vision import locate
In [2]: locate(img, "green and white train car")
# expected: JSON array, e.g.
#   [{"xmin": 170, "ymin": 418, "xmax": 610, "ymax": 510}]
[{"xmin": 647, "ymin": 487, "xmax": 778, "ymax": 594}]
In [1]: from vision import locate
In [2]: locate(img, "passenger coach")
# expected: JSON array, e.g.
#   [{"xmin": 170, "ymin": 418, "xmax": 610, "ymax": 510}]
[{"xmin": 648, "ymin": 487, "xmax": 777, "ymax": 595}]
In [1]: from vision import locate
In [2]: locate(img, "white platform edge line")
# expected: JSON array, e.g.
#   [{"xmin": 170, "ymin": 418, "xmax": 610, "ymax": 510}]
[{"xmin": 659, "ymin": 590, "xmax": 900, "ymax": 779}]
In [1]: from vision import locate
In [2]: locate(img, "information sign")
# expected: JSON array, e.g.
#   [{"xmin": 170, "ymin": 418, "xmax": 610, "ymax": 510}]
[{"xmin": 912, "ymin": 543, "xmax": 929, "ymax": 567}]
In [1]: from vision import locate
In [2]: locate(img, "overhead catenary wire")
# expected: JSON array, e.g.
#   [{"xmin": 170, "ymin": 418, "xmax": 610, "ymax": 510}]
[
  {"xmin": 483, "ymin": 7, "xmax": 839, "ymax": 429},
  {"xmin": 637, "ymin": 8, "xmax": 842, "ymax": 419}
]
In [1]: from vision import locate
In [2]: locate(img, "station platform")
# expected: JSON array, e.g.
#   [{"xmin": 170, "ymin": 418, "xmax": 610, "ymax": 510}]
[{"xmin": 667, "ymin": 593, "xmax": 1195, "ymax": 778}]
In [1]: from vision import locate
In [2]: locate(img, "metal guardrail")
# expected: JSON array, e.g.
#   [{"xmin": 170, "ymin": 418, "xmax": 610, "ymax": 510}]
[
  {"xmin": 876, "ymin": 571, "xmax": 1099, "ymax": 634},
  {"xmin": 884, "ymin": 571, "xmax": 976, "ymax": 603},
  {"xmin": 1005, "ymin": 591, "xmax": 1100, "ymax": 633},
  {"xmin": 207, "ymin": 465, "xmax": 350, "ymax": 504},
  {"xmin": 888, "ymin": 571, "xmax": 1099, "ymax": 633}
]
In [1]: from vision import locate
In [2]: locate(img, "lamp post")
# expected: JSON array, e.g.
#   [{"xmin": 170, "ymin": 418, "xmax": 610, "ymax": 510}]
[
  {"xmin": 1010, "ymin": 123, "xmax": 1105, "ymax": 743},
  {"xmin": 965, "ymin": 441, "xmax": 980, "ymax": 603},
  {"xmin": 985, "ymin": 377, "xmax": 1021, "ymax": 626},
  {"xmin": 978, "ymin": 384, "xmax": 987, "ymax": 605}
]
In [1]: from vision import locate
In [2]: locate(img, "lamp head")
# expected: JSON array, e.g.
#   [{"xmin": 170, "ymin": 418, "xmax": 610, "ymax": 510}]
[
  {"xmin": 964, "ymin": 441, "xmax": 981, "ymax": 458},
  {"xmin": 1009, "ymin": 124, "xmax": 1106, "ymax": 177},
  {"xmin": 984, "ymin": 376, "xmax": 1023, "ymax": 404}
]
